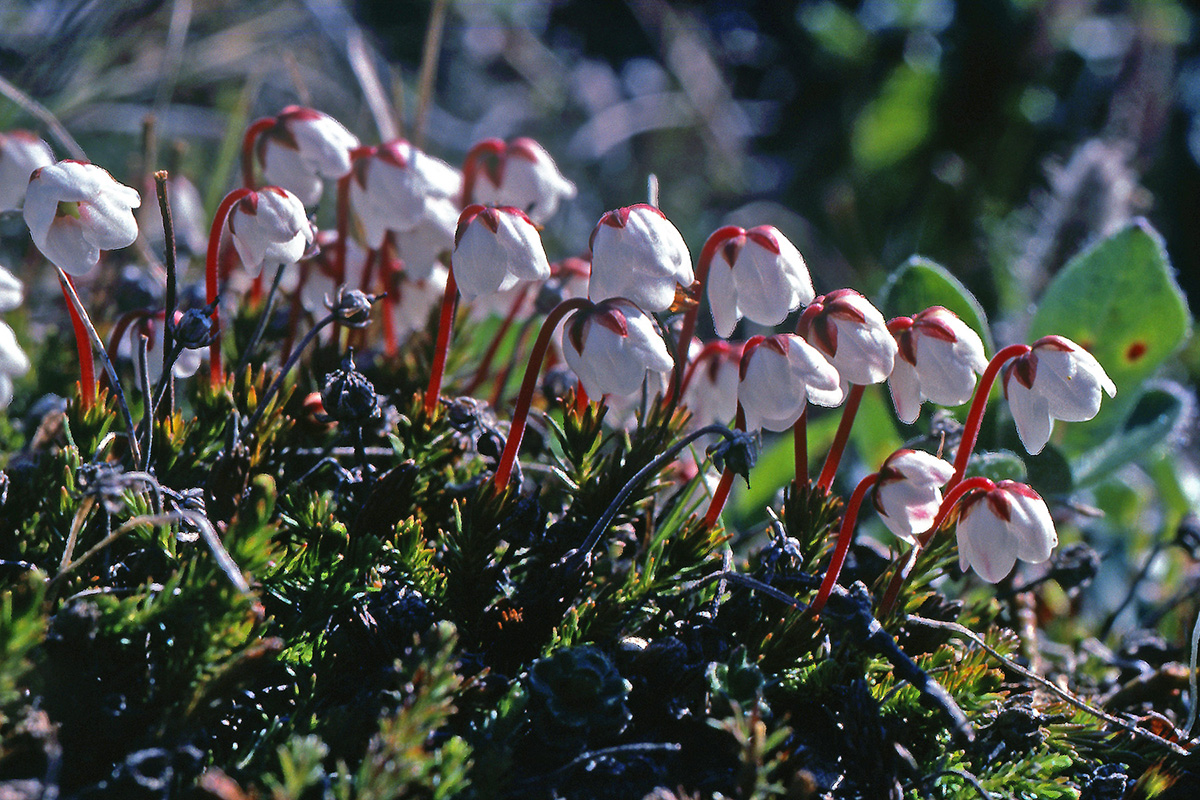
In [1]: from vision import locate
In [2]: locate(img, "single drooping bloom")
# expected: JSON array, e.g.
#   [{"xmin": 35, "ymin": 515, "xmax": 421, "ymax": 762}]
[
  {"xmin": 1003, "ymin": 335, "xmax": 1116, "ymax": 455},
  {"xmin": 0, "ymin": 264, "xmax": 23, "ymax": 311},
  {"xmin": 681, "ymin": 342, "xmax": 741, "ymax": 430},
  {"xmin": 956, "ymin": 480, "xmax": 1057, "ymax": 583},
  {"xmin": 796, "ymin": 289, "xmax": 897, "ymax": 387},
  {"xmin": 257, "ymin": 106, "xmax": 359, "ymax": 206},
  {"xmin": 737, "ymin": 334, "xmax": 844, "ymax": 433},
  {"xmin": 588, "ymin": 204, "xmax": 693, "ymax": 312},
  {"xmin": 703, "ymin": 225, "xmax": 814, "ymax": 338},
  {"xmin": 467, "ymin": 137, "xmax": 577, "ymax": 224},
  {"xmin": 888, "ymin": 306, "xmax": 988, "ymax": 424},
  {"xmin": 391, "ymin": 263, "xmax": 449, "ymax": 338},
  {"xmin": 563, "ymin": 299, "xmax": 674, "ymax": 398},
  {"xmin": 24, "ymin": 160, "xmax": 141, "ymax": 275},
  {"xmin": 873, "ymin": 449, "xmax": 955, "ymax": 543},
  {"xmin": 227, "ymin": 187, "xmax": 315, "ymax": 278},
  {"xmin": 350, "ymin": 140, "xmax": 462, "ymax": 247},
  {"xmin": 393, "ymin": 196, "xmax": 457, "ymax": 281},
  {"xmin": 0, "ymin": 320, "xmax": 29, "ymax": 408},
  {"xmin": 0, "ymin": 131, "xmax": 53, "ymax": 211},
  {"xmin": 452, "ymin": 205, "xmax": 550, "ymax": 301}
]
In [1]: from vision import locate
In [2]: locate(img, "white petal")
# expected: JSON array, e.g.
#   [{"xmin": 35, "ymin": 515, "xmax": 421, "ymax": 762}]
[
  {"xmin": 706, "ymin": 262, "xmax": 740, "ymax": 338},
  {"xmin": 1033, "ymin": 347, "xmax": 1113, "ymax": 422},
  {"xmin": 1006, "ymin": 377, "xmax": 1054, "ymax": 455},
  {"xmin": 0, "ymin": 265, "xmax": 23, "ymax": 311},
  {"xmin": 830, "ymin": 315, "xmax": 896, "ymax": 385},
  {"xmin": 263, "ymin": 141, "xmax": 323, "ymax": 206},
  {"xmin": 916, "ymin": 334, "xmax": 980, "ymax": 408},
  {"xmin": 0, "ymin": 321, "xmax": 29, "ymax": 376},
  {"xmin": 957, "ymin": 504, "xmax": 1018, "ymax": 583},
  {"xmin": 1007, "ymin": 488, "xmax": 1057, "ymax": 563},
  {"xmin": 888, "ymin": 358, "xmax": 923, "ymax": 424}
]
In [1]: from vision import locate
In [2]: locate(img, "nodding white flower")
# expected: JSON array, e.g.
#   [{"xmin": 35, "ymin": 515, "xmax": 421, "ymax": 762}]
[
  {"xmin": 737, "ymin": 333, "xmax": 844, "ymax": 433},
  {"xmin": 227, "ymin": 187, "xmax": 315, "ymax": 278},
  {"xmin": 588, "ymin": 204, "xmax": 693, "ymax": 312},
  {"xmin": 703, "ymin": 225, "xmax": 814, "ymax": 338},
  {"xmin": 563, "ymin": 299, "xmax": 674, "ymax": 398},
  {"xmin": 139, "ymin": 172, "xmax": 207, "ymax": 255},
  {"xmin": 257, "ymin": 106, "xmax": 359, "ymax": 206},
  {"xmin": 956, "ymin": 479, "xmax": 1057, "ymax": 583},
  {"xmin": 0, "ymin": 131, "xmax": 53, "ymax": 211},
  {"xmin": 1003, "ymin": 335, "xmax": 1116, "ymax": 455},
  {"xmin": 0, "ymin": 320, "xmax": 29, "ymax": 408},
  {"xmin": 873, "ymin": 449, "xmax": 955, "ymax": 543},
  {"xmin": 452, "ymin": 204, "xmax": 550, "ymax": 301},
  {"xmin": 350, "ymin": 140, "xmax": 462, "ymax": 247},
  {"xmin": 391, "ymin": 263, "xmax": 449, "ymax": 338},
  {"xmin": 796, "ymin": 289, "xmax": 896, "ymax": 387},
  {"xmin": 394, "ymin": 196, "xmax": 457, "ymax": 281},
  {"xmin": 888, "ymin": 306, "xmax": 988, "ymax": 424},
  {"xmin": 0, "ymin": 264, "xmax": 23, "ymax": 312},
  {"xmin": 681, "ymin": 341, "xmax": 741, "ymax": 430},
  {"xmin": 466, "ymin": 137, "xmax": 577, "ymax": 224},
  {"xmin": 24, "ymin": 160, "xmax": 141, "ymax": 276}
]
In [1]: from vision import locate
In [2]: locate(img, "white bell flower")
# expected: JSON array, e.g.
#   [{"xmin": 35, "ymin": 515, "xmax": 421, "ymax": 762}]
[
  {"xmin": 737, "ymin": 333, "xmax": 844, "ymax": 433},
  {"xmin": 796, "ymin": 289, "xmax": 897, "ymax": 387},
  {"xmin": 452, "ymin": 205, "xmax": 550, "ymax": 301},
  {"xmin": 872, "ymin": 449, "xmax": 955, "ymax": 543},
  {"xmin": 562, "ymin": 299, "xmax": 674, "ymax": 398},
  {"xmin": 24, "ymin": 160, "xmax": 141, "ymax": 276},
  {"xmin": 468, "ymin": 137, "xmax": 577, "ymax": 224},
  {"xmin": 588, "ymin": 204, "xmax": 693, "ymax": 312},
  {"xmin": 888, "ymin": 306, "xmax": 988, "ymax": 424},
  {"xmin": 956, "ymin": 479, "xmax": 1058, "ymax": 583},
  {"xmin": 350, "ymin": 140, "xmax": 462, "ymax": 247},
  {"xmin": 258, "ymin": 106, "xmax": 359, "ymax": 206},
  {"xmin": 227, "ymin": 187, "xmax": 314, "ymax": 279},
  {"xmin": 1003, "ymin": 335, "xmax": 1116, "ymax": 455},
  {"xmin": 704, "ymin": 225, "xmax": 814, "ymax": 338},
  {"xmin": 0, "ymin": 320, "xmax": 29, "ymax": 408},
  {"xmin": 0, "ymin": 264, "xmax": 23, "ymax": 312}
]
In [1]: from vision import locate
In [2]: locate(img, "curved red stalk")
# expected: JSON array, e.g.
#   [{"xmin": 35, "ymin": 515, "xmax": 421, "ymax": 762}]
[
  {"xmin": 701, "ymin": 404, "xmax": 747, "ymax": 529},
  {"xmin": 60, "ymin": 277, "xmax": 95, "ymax": 410},
  {"xmin": 424, "ymin": 270, "xmax": 459, "ymax": 415},
  {"xmin": 817, "ymin": 383, "xmax": 865, "ymax": 491},
  {"xmin": 240, "ymin": 117, "xmax": 276, "ymax": 189},
  {"xmin": 492, "ymin": 298, "xmax": 591, "ymax": 488},
  {"xmin": 677, "ymin": 339, "xmax": 734, "ymax": 399},
  {"xmin": 103, "ymin": 309, "xmax": 155, "ymax": 391},
  {"xmin": 810, "ymin": 471, "xmax": 879, "ymax": 616},
  {"xmin": 947, "ymin": 343, "xmax": 1032, "ymax": 491},
  {"xmin": 205, "ymin": 188, "xmax": 253, "ymax": 383}
]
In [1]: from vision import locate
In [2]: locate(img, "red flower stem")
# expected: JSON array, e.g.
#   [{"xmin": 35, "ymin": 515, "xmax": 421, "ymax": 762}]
[
  {"xmin": 424, "ymin": 270, "xmax": 459, "ymax": 415},
  {"xmin": 248, "ymin": 272, "xmax": 264, "ymax": 306},
  {"xmin": 817, "ymin": 383, "xmax": 865, "ymax": 491},
  {"xmin": 464, "ymin": 284, "xmax": 532, "ymax": 394},
  {"xmin": 947, "ymin": 343, "xmax": 1031, "ymax": 491},
  {"xmin": 793, "ymin": 408, "xmax": 808, "ymax": 486},
  {"xmin": 492, "ymin": 298, "xmax": 591, "ymax": 488},
  {"xmin": 61, "ymin": 277, "xmax": 96, "ymax": 410},
  {"xmin": 240, "ymin": 117, "xmax": 275, "ymax": 189},
  {"xmin": 702, "ymin": 404, "xmax": 746, "ymax": 528},
  {"xmin": 379, "ymin": 235, "xmax": 400, "ymax": 358},
  {"xmin": 877, "ymin": 475, "xmax": 995, "ymax": 618},
  {"xmin": 205, "ymin": 188, "xmax": 253, "ymax": 384},
  {"xmin": 460, "ymin": 138, "xmax": 504, "ymax": 207},
  {"xmin": 810, "ymin": 471, "xmax": 879, "ymax": 616},
  {"xmin": 669, "ymin": 226, "xmax": 739, "ymax": 401}
]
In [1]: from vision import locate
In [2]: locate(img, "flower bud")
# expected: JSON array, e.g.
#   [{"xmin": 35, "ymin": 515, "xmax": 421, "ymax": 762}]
[
  {"xmin": 796, "ymin": 289, "xmax": 896, "ymax": 387},
  {"xmin": 888, "ymin": 307, "xmax": 988, "ymax": 424},
  {"xmin": 562, "ymin": 299, "xmax": 674, "ymax": 398},
  {"xmin": 704, "ymin": 225, "xmax": 814, "ymax": 338},
  {"xmin": 452, "ymin": 204, "xmax": 550, "ymax": 301},
  {"xmin": 737, "ymin": 334, "xmax": 843, "ymax": 433},
  {"xmin": 708, "ymin": 429, "xmax": 759, "ymax": 482},
  {"xmin": 24, "ymin": 160, "xmax": 141, "ymax": 275},
  {"xmin": 956, "ymin": 479, "xmax": 1057, "ymax": 583},
  {"xmin": 328, "ymin": 287, "xmax": 375, "ymax": 328},
  {"xmin": 174, "ymin": 307, "xmax": 217, "ymax": 350},
  {"xmin": 587, "ymin": 204, "xmax": 693, "ymax": 312},
  {"xmin": 1002, "ymin": 335, "xmax": 1116, "ymax": 455}
]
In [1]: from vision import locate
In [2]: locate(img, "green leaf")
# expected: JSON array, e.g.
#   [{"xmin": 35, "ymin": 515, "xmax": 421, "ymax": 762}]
[
  {"xmin": 879, "ymin": 256, "xmax": 994, "ymax": 355},
  {"xmin": 1073, "ymin": 384, "xmax": 1190, "ymax": 488},
  {"xmin": 851, "ymin": 64, "xmax": 937, "ymax": 172},
  {"xmin": 962, "ymin": 450, "xmax": 1027, "ymax": 484},
  {"xmin": 1028, "ymin": 220, "xmax": 1192, "ymax": 450}
]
